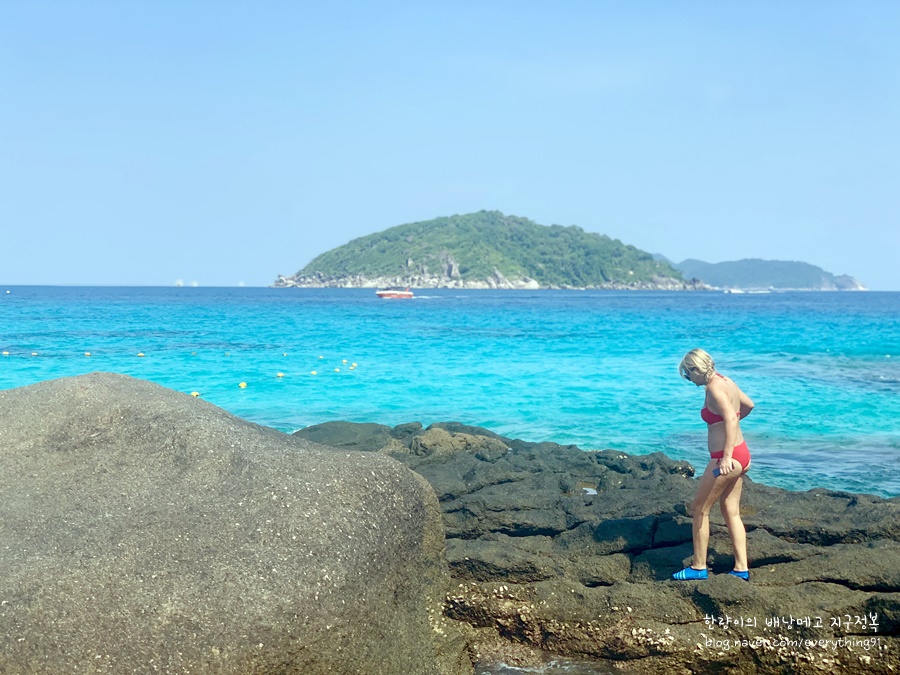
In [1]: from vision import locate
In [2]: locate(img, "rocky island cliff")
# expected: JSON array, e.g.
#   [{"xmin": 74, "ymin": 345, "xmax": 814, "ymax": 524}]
[
  {"xmin": 275, "ymin": 211, "xmax": 866, "ymax": 292},
  {"xmin": 274, "ymin": 211, "xmax": 705, "ymax": 291}
]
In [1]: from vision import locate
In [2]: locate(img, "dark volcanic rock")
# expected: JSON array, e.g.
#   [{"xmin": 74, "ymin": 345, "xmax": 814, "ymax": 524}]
[
  {"xmin": 0, "ymin": 374, "xmax": 470, "ymax": 675},
  {"xmin": 296, "ymin": 421, "xmax": 900, "ymax": 674}
]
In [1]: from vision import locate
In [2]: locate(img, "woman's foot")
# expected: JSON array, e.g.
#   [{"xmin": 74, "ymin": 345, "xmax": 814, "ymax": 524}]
[
  {"xmin": 728, "ymin": 570, "xmax": 750, "ymax": 581},
  {"xmin": 672, "ymin": 566, "xmax": 708, "ymax": 580}
]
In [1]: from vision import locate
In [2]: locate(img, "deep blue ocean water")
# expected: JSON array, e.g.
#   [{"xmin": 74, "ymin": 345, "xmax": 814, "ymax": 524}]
[{"xmin": 1, "ymin": 286, "xmax": 898, "ymax": 497}]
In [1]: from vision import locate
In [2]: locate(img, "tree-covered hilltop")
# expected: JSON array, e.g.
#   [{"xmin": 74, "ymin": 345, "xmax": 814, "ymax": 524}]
[{"xmin": 276, "ymin": 211, "xmax": 695, "ymax": 289}]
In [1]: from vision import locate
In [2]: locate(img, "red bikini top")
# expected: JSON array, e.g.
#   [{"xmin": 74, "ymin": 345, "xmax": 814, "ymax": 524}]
[
  {"xmin": 701, "ymin": 373, "xmax": 739, "ymax": 425},
  {"xmin": 701, "ymin": 406, "xmax": 728, "ymax": 425}
]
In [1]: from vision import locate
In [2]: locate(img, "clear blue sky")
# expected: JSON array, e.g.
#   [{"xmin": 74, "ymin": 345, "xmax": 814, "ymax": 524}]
[{"xmin": 2, "ymin": 1, "xmax": 898, "ymax": 289}]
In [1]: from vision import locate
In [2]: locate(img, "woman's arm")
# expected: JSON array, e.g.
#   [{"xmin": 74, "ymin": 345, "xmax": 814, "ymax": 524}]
[
  {"xmin": 707, "ymin": 381, "xmax": 741, "ymax": 475},
  {"xmin": 738, "ymin": 387, "xmax": 755, "ymax": 419}
]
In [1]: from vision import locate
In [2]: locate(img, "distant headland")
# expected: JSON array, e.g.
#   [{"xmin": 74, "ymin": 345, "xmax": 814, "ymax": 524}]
[
  {"xmin": 668, "ymin": 257, "xmax": 866, "ymax": 292},
  {"xmin": 273, "ymin": 211, "xmax": 865, "ymax": 291}
]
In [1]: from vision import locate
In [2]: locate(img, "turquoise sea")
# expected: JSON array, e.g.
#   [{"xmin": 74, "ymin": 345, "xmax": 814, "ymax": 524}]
[{"xmin": 1, "ymin": 286, "xmax": 898, "ymax": 498}]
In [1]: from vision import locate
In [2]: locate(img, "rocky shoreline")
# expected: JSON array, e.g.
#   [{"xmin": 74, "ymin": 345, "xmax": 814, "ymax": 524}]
[
  {"xmin": 296, "ymin": 421, "xmax": 899, "ymax": 674},
  {"xmin": 2, "ymin": 374, "xmax": 896, "ymax": 673},
  {"xmin": 272, "ymin": 272, "xmax": 708, "ymax": 291}
]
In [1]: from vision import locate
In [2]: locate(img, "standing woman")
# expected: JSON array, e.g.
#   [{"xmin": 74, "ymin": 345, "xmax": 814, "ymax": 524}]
[{"xmin": 673, "ymin": 348, "xmax": 755, "ymax": 581}]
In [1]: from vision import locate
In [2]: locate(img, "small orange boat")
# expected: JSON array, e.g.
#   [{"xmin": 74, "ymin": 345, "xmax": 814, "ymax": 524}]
[{"xmin": 375, "ymin": 287, "xmax": 414, "ymax": 299}]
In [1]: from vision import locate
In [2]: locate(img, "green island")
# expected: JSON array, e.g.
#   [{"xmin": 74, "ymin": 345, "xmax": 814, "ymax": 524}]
[
  {"xmin": 274, "ymin": 211, "xmax": 698, "ymax": 290},
  {"xmin": 674, "ymin": 258, "xmax": 865, "ymax": 291},
  {"xmin": 273, "ymin": 210, "xmax": 865, "ymax": 291}
]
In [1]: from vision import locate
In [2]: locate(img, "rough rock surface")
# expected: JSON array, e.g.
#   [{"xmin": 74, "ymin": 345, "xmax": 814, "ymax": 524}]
[
  {"xmin": 295, "ymin": 421, "xmax": 900, "ymax": 674},
  {"xmin": 272, "ymin": 273, "xmax": 708, "ymax": 291},
  {"xmin": 0, "ymin": 374, "xmax": 470, "ymax": 675}
]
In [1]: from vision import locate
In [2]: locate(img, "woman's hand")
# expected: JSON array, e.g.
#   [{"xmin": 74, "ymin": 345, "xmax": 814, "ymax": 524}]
[{"xmin": 718, "ymin": 457, "xmax": 738, "ymax": 476}]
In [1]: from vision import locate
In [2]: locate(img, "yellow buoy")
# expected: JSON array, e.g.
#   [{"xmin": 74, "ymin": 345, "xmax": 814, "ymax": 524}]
[
  {"xmin": 334, "ymin": 368, "xmax": 340, "ymax": 372},
  {"xmin": 282, "ymin": 353, "xmax": 288, "ymax": 357},
  {"xmin": 2, "ymin": 351, "xmax": 8, "ymax": 356},
  {"xmin": 310, "ymin": 370, "xmax": 318, "ymax": 375},
  {"xmin": 137, "ymin": 352, "xmax": 145, "ymax": 357},
  {"xmin": 318, "ymin": 355, "xmax": 324, "ymax": 359},
  {"xmin": 342, "ymin": 359, "xmax": 347, "ymax": 364},
  {"xmin": 191, "ymin": 391, "xmax": 200, "ymax": 397},
  {"xmin": 276, "ymin": 372, "xmax": 284, "ymax": 378},
  {"xmin": 84, "ymin": 352, "xmax": 91, "ymax": 357},
  {"xmin": 238, "ymin": 382, "xmax": 247, "ymax": 388},
  {"xmin": 31, "ymin": 352, "xmax": 37, "ymax": 356}
]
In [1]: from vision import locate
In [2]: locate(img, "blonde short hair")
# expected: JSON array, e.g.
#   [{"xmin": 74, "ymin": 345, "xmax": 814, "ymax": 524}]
[{"xmin": 679, "ymin": 348, "xmax": 716, "ymax": 383}]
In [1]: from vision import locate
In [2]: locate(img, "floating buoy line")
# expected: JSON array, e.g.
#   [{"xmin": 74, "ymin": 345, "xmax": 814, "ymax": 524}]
[{"xmin": 0, "ymin": 349, "xmax": 362, "ymax": 398}]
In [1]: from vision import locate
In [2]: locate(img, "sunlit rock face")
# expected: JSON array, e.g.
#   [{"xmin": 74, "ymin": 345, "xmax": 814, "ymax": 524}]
[{"xmin": 0, "ymin": 373, "xmax": 470, "ymax": 675}]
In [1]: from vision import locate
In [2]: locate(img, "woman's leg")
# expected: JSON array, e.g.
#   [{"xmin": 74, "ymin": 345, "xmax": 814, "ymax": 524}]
[
  {"xmin": 689, "ymin": 460, "xmax": 734, "ymax": 568},
  {"xmin": 719, "ymin": 471, "xmax": 749, "ymax": 572}
]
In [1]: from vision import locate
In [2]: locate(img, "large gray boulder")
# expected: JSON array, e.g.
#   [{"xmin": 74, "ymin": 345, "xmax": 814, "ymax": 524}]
[{"xmin": 0, "ymin": 373, "xmax": 470, "ymax": 675}]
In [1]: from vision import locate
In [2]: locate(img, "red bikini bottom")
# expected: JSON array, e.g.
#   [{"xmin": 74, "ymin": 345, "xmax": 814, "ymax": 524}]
[{"xmin": 710, "ymin": 440, "xmax": 751, "ymax": 472}]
